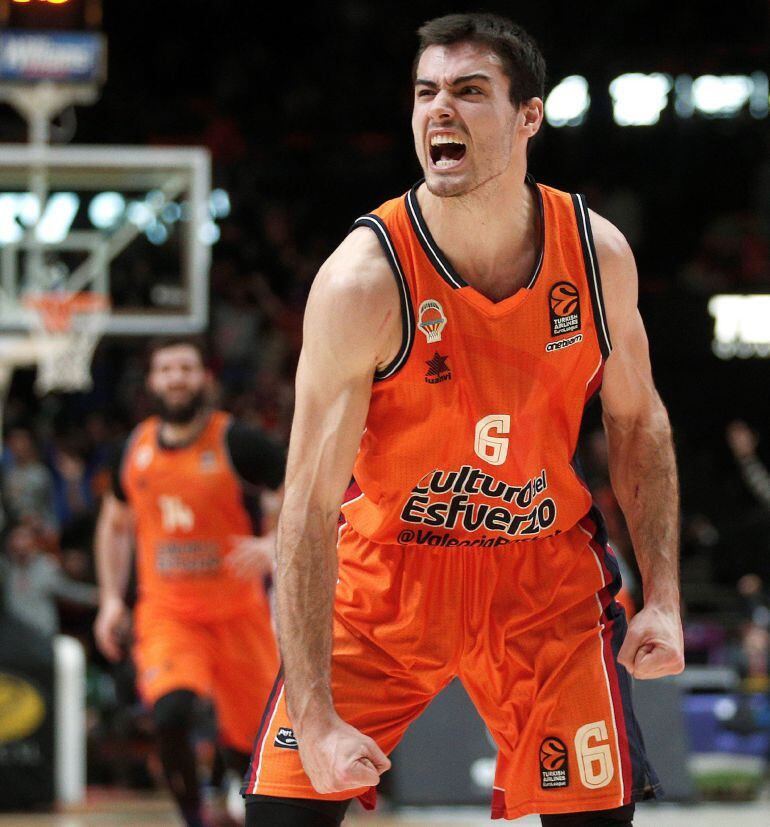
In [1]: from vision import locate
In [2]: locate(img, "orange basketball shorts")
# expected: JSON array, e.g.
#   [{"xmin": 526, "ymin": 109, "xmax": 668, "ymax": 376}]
[
  {"xmin": 134, "ymin": 598, "xmax": 279, "ymax": 754},
  {"xmin": 242, "ymin": 508, "xmax": 661, "ymax": 820}
]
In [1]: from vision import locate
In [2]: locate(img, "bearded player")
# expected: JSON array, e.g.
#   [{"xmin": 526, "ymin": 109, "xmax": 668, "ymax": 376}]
[
  {"xmin": 94, "ymin": 336, "xmax": 284, "ymax": 827},
  {"xmin": 243, "ymin": 13, "xmax": 683, "ymax": 826}
]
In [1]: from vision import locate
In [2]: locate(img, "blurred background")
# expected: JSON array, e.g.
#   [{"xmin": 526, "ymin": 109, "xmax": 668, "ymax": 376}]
[{"xmin": 0, "ymin": 0, "xmax": 769, "ymax": 821}]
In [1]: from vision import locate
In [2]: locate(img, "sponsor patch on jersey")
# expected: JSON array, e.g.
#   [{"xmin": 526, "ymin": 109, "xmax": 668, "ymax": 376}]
[
  {"xmin": 418, "ymin": 299, "xmax": 447, "ymax": 343},
  {"xmin": 540, "ymin": 736, "xmax": 569, "ymax": 789},
  {"xmin": 424, "ymin": 352, "xmax": 452, "ymax": 384},
  {"xmin": 400, "ymin": 465, "xmax": 556, "ymax": 539},
  {"xmin": 135, "ymin": 445, "xmax": 154, "ymax": 469},
  {"xmin": 199, "ymin": 450, "xmax": 217, "ymax": 471},
  {"xmin": 545, "ymin": 333, "xmax": 583, "ymax": 353},
  {"xmin": 549, "ymin": 281, "xmax": 580, "ymax": 337},
  {"xmin": 274, "ymin": 726, "xmax": 299, "ymax": 750}
]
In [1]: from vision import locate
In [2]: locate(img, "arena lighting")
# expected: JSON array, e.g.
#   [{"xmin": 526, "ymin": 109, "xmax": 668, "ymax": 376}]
[
  {"xmin": 0, "ymin": 189, "xmax": 229, "ymax": 246},
  {"xmin": 609, "ymin": 73, "xmax": 672, "ymax": 125},
  {"xmin": 691, "ymin": 75, "xmax": 755, "ymax": 117},
  {"xmin": 209, "ymin": 188, "xmax": 230, "ymax": 219},
  {"xmin": 544, "ymin": 75, "xmax": 590, "ymax": 127},
  {"xmin": 708, "ymin": 294, "xmax": 770, "ymax": 359},
  {"xmin": 88, "ymin": 191, "xmax": 125, "ymax": 229},
  {"xmin": 34, "ymin": 191, "xmax": 77, "ymax": 242}
]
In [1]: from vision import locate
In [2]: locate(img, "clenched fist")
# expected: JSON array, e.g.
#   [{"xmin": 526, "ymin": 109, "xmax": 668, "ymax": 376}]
[
  {"xmin": 296, "ymin": 714, "xmax": 391, "ymax": 794},
  {"xmin": 617, "ymin": 603, "xmax": 684, "ymax": 680}
]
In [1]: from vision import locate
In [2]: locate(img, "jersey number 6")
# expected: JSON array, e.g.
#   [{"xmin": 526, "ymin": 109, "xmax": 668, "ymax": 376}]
[
  {"xmin": 574, "ymin": 720, "xmax": 615, "ymax": 790},
  {"xmin": 474, "ymin": 415, "xmax": 511, "ymax": 466}
]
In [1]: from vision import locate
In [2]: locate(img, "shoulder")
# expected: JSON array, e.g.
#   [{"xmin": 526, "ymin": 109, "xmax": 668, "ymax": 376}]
[
  {"xmin": 587, "ymin": 208, "xmax": 638, "ymax": 311},
  {"xmin": 303, "ymin": 227, "xmax": 401, "ymax": 370},
  {"xmin": 588, "ymin": 209, "xmax": 634, "ymax": 267},
  {"xmin": 311, "ymin": 226, "xmax": 397, "ymax": 310}
]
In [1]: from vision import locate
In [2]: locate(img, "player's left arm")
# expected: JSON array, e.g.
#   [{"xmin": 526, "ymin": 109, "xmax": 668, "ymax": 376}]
[{"xmin": 593, "ymin": 210, "xmax": 685, "ymax": 680}]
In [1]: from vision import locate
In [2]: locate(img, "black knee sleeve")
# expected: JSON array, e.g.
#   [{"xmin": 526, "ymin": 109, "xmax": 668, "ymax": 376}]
[
  {"xmin": 541, "ymin": 803, "xmax": 635, "ymax": 826},
  {"xmin": 245, "ymin": 795, "xmax": 350, "ymax": 827},
  {"xmin": 153, "ymin": 689, "xmax": 198, "ymax": 731}
]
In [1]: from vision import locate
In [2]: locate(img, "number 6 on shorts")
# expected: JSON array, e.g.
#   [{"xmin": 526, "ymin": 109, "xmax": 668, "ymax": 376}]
[{"xmin": 574, "ymin": 720, "xmax": 615, "ymax": 790}]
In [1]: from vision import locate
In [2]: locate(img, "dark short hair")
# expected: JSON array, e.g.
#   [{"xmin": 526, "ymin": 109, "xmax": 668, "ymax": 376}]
[
  {"xmin": 145, "ymin": 335, "xmax": 208, "ymax": 372},
  {"xmin": 414, "ymin": 13, "xmax": 546, "ymax": 107}
]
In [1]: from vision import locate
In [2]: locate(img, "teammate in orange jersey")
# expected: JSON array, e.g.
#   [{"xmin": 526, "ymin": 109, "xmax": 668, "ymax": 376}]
[
  {"xmin": 243, "ymin": 13, "xmax": 683, "ymax": 826},
  {"xmin": 94, "ymin": 336, "xmax": 284, "ymax": 827}
]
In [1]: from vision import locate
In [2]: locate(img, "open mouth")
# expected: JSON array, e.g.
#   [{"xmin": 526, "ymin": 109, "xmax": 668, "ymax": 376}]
[{"xmin": 429, "ymin": 134, "xmax": 467, "ymax": 169}]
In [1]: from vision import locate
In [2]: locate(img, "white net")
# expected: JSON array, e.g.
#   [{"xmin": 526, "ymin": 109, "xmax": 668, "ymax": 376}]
[{"xmin": 26, "ymin": 293, "xmax": 109, "ymax": 394}]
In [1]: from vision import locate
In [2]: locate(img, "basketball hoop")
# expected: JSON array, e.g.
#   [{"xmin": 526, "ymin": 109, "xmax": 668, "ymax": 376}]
[{"xmin": 24, "ymin": 291, "xmax": 110, "ymax": 394}]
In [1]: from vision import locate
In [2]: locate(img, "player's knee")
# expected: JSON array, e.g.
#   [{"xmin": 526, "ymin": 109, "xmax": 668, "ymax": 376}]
[
  {"xmin": 244, "ymin": 795, "xmax": 350, "ymax": 827},
  {"xmin": 540, "ymin": 803, "xmax": 635, "ymax": 826},
  {"xmin": 152, "ymin": 689, "xmax": 199, "ymax": 731}
]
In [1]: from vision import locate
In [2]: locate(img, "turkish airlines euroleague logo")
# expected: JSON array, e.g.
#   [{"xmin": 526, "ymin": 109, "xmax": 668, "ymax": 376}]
[
  {"xmin": 540, "ymin": 736, "xmax": 569, "ymax": 788},
  {"xmin": 549, "ymin": 281, "xmax": 581, "ymax": 337}
]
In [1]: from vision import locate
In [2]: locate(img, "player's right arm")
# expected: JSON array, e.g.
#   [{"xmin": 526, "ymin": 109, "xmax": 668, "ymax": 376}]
[
  {"xmin": 93, "ymin": 491, "xmax": 134, "ymax": 661},
  {"xmin": 277, "ymin": 226, "xmax": 401, "ymax": 794}
]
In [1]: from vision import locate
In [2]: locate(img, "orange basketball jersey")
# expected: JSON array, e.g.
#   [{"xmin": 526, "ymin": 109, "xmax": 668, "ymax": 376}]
[
  {"xmin": 121, "ymin": 411, "xmax": 268, "ymax": 621},
  {"xmin": 343, "ymin": 177, "xmax": 612, "ymax": 547}
]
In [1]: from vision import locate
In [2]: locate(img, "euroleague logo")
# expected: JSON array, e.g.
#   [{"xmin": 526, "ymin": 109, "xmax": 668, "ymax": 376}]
[
  {"xmin": 548, "ymin": 281, "xmax": 581, "ymax": 337},
  {"xmin": 539, "ymin": 736, "xmax": 569, "ymax": 789}
]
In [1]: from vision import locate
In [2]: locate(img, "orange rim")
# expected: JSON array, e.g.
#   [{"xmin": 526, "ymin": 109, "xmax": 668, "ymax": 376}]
[{"xmin": 24, "ymin": 292, "xmax": 110, "ymax": 334}]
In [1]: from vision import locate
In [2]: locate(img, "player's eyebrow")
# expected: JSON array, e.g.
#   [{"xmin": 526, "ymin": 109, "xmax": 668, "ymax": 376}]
[{"xmin": 415, "ymin": 72, "xmax": 493, "ymax": 88}]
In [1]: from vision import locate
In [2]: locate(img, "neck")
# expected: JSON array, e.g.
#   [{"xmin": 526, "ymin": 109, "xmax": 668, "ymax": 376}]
[
  {"xmin": 160, "ymin": 409, "xmax": 210, "ymax": 447},
  {"xmin": 418, "ymin": 164, "xmax": 539, "ymax": 299}
]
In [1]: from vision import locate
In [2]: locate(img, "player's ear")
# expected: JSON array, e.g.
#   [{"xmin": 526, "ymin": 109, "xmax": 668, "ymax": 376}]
[{"xmin": 520, "ymin": 97, "xmax": 543, "ymax": 137}]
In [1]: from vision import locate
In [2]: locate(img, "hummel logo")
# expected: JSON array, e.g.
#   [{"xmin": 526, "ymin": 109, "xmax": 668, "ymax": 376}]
[
  {"xmin": 425, "ymin": 352, "xmax": 452, "ymax": 384},
  {"xmin": 274, "ymin": 726, "xmax": 299, "ymax": 750}
]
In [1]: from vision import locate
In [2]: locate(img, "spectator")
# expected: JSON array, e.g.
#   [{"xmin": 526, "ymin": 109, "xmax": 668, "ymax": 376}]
[
  {"xmin": 726, "ymin": 420, "xmax": 770, "ymax": 510},
  {"xmin": 2, "ymin": 427, "xmax": 58, "ymax": 537},
  {"xmin": 0, "ymin": 521, "xmax": 97, "ymax": 638}
]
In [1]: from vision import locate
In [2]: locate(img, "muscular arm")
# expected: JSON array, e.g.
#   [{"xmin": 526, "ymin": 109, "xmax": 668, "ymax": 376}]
[
  {"xmin": 277, "ymin": 227, "xmax": 400, "ymax": 791},
  {"xmin": 93, "ymin": 492, "xmax": 134, "ymax": 660},
  {"xmin": 594, "ymin": 212, "xmax": 684, "ymax": 678}
]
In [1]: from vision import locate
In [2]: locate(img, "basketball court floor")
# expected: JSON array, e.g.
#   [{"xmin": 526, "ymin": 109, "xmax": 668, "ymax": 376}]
[{"xmin": 1, "ymin": 797, "xmax": 768, "ymax": 826}]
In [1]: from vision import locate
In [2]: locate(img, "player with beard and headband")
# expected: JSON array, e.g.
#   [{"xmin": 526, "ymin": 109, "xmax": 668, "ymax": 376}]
[
  {"xmin": 242, "ymin": 13, "xmax": 683, "ymax": 827},
  {"xmin": 94, "ymin": 336, "xmax": 285, "ymax": 827}
]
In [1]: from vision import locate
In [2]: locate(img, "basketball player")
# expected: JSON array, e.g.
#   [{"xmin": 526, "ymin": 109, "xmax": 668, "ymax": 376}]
[
  {"xmin": 243, "ymin": 14, "xmax": 683, "ymax": 826},
  {"xmin": 94, "ymin": 336, "xmax": 284, "ymax": 827}
]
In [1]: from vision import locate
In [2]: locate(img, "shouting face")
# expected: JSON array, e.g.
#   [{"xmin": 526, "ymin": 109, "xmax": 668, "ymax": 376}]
[{"xmin": 412, "ymin": 41, "xmax": 541, "ymax": 198}]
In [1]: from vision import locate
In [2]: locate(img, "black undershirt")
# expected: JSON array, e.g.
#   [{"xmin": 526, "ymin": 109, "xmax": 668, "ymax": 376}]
[{"xmin": 110, "ymin": 419, "xmax": 286, "ymax": 502}]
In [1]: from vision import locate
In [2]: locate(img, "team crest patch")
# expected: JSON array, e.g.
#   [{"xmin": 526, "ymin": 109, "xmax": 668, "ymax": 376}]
[
  {"xmin": 274, "ymin": 726, "xmax": 299, "ymax": 750},
  {"xmin": 549, "ymin": 281, "xmax": 580, "ymax": 337},
  {"xmin": 418, "ymin": 299, "xmax": 447, "ymax": 343},
  {"xmin": 424, "ymin": 352, "xmax": 451, "ymax": 384},
  {"xmin": 539, "ymin": 736, "xmax": 569, "ymax": 789}
]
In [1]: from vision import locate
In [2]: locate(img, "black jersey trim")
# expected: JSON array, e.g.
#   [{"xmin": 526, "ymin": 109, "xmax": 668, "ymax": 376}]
[
  {"xmin": 525, "ymin": 173, "xmax": 546, "ymax": 290},
  {"xmin": 350, "ymin": 214, "xmax": 415, "ymax": 381},
  {"xmin": 405, "ymin": 175, "xmax": 545, "ymax": 294},
  {"xmin": 572, "ymin": 193, "xmax": 612, "ymax": 359},
  {"xmin": 405, "ymin": 185, "xmax": 466, "ymax": 289}
]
